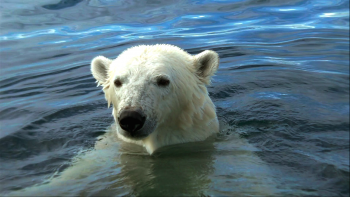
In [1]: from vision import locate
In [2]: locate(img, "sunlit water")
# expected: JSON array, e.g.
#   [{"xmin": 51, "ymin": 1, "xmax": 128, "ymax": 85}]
[{"xmin": 0, "ymin": 0, "xmax": 349, "ymax": 196}]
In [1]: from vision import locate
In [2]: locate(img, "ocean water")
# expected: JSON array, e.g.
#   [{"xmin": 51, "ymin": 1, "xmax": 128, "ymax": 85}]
[{"xmin": 0, "ymin": 0, "xmax": 349, "ymax": 196}]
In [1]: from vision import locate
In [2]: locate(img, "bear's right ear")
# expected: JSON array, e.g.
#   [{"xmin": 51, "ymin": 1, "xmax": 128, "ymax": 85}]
[
  {"xmin": 91, "ymin": 56, "xmax": 112, "ymax": 86},
  {"xmin": 193, "ymin": 50, "xmax": 219, "ymax": 85}
]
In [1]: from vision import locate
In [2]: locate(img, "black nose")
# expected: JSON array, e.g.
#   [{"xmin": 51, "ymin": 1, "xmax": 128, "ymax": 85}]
[{"xmin": 118, "ymin": 109, "xmax": 146, "ymax": 134}]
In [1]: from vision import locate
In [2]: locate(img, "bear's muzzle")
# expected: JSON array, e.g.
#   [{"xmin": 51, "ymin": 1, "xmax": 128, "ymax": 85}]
[{"xmin": 118, "ymin": 107, "xmax": 147, "ymax": 137}]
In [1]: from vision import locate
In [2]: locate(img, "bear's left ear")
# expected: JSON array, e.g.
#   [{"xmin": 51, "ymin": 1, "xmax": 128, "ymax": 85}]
[
  {"xmin": 193, "ymin": 50, "xmax": 219, "ymax": 84},
  {"xmin": 91, "ymin": 56, "xmax": 113, "ymax": 86}
]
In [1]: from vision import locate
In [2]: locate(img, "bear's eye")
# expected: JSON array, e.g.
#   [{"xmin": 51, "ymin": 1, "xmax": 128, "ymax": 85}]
[
  {"xmin": 114, "ymin": 79, "xmax": 122, "ymax": 87},
  {"xmin": 156, "ymin": 77, "xmax": 170, "ymax": 87}
]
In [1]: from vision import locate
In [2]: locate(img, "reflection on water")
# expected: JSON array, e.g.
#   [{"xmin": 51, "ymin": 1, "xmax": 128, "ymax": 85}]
[
  {"xmin": 0, "ymin": 0, "xmax": 349, "ymax": 196},
  {"xmin": 8, "ymin": 124, "xmax": 278, "ymax": 196},
  {"xmin": 43, "ymin": 0, "xmax": 84, "ymax": 10}
]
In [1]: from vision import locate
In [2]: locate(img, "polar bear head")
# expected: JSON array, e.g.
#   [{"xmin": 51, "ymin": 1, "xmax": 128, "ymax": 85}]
[{"xmin": 91, "ymin": 44, "xmax": 219, "ymax": 154}]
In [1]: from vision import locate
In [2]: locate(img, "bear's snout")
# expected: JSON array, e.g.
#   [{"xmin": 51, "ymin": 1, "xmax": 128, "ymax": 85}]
[{"xmin": 118, "ymin": 108, "xmax": 146, "ymax": 136}]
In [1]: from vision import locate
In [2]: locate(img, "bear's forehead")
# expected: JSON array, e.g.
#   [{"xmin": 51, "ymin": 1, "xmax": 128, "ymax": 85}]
[
  {"xmin": 108, "ymin": 58, "xmax": 174, "ymax": 82},
  {"xmin": 111, "ymin": 57, "xmax": 170, "ymax": 73},
  {"xmin": 110, "ymin": 48, "xmax": 193, "ymax": 75},
  {"xmin": 115, "ymin": 45, "xmax": 192, "ymax": 66}
]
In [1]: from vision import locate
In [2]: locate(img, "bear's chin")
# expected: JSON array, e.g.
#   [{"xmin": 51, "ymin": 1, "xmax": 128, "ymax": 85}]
[
  {"xmin": 116, "ymin": 125, "xmax": 154, "ymax": 140},
  {"xmin": 119, "ymin": 131, "xmax": 150, "ymax": 140}
]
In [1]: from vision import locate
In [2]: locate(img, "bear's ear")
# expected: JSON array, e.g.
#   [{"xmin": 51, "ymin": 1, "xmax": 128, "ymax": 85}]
[
  {"xmin": 193, "ymin": 50, "xmax": 219, "ymax": 84},
  {"xmin": 91, "ymin": 56, "xmax": 112, "ymax": 86}
]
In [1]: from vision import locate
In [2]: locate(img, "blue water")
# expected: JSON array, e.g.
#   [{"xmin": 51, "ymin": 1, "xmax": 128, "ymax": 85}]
[{"xmin": 0, "ymin": 0, "xmax": 349, "ymax": 196}]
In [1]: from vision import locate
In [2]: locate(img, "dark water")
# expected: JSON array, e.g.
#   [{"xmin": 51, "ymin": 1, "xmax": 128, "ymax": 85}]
[{"xmin": 0, "ymin": 0, "xmax": 349, "ymax": 196}]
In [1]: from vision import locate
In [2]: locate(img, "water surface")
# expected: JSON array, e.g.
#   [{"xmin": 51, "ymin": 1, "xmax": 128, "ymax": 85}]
[{"xmin": 0, "ymin": 0, "xmax": 349, "ymax": 196}]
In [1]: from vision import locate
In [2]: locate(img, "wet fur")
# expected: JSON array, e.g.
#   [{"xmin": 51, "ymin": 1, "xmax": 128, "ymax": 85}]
[{"xmin": 92, "ymin": 44, "xmax": 220, "ymax": 154}]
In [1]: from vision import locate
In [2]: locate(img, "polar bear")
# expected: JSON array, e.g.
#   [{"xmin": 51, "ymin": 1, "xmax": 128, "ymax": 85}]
[
  {"xmin": 5, "ymin": 45, "xmax": 279, "ymax": 196},
  {"xmin": 91, "ymin": 44, "xmax": 220, "ymax": 154}
]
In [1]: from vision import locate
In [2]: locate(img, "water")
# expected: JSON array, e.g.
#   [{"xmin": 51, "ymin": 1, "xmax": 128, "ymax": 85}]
[{"xmin": 0, "ymin": 0, "xmax": 349, "ymax": 196}]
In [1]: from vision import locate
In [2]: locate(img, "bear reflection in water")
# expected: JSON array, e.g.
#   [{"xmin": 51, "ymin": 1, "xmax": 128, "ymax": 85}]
[{"xmin": 8, "ymin": 123, "xmax": 277, "ymax": 196}]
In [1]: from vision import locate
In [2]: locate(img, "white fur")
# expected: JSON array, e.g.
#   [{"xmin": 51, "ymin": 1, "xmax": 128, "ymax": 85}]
[{"xmin": 91, "ymin": 44, "xmax": 220, "ymax": 154}]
